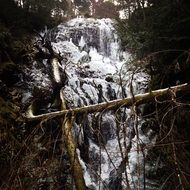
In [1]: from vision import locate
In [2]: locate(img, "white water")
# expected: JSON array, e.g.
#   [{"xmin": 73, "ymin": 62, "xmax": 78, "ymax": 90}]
[{"xmin": 25, "ymin": 18, "xmax": 157, "ymax": 189}]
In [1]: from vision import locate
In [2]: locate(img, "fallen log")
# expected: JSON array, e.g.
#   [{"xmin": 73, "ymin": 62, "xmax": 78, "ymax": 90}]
[
  {"xmin": 60, "ymin": 85, "xmax": 86, "ymax": 190},
  {"xmin": 48, "ymin": 56, "xmax": 86, "ymax": 190},
  {"xmin": 62, "ymin": 116, "xmax": 87, "ymax": 190},
  {"xmin": 25, "ymin": 83, "xmax": 190, "ymax": 121}
]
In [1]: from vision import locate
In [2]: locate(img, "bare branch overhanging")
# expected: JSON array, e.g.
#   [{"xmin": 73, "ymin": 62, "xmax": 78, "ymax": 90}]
[{"xmin": 25, "ymin": 83, "xmax": 190, "ymax": 121}]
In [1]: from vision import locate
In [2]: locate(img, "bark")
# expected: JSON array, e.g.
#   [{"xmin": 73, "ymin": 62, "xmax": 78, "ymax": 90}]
[{"xmin": 25, "ymin": 83, "xmax": 190, "ymax": 121}]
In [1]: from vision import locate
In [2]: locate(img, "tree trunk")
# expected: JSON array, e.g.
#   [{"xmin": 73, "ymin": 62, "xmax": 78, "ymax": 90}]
[
  {"xmin": 59, "ymin": 63, "xmax": 86, "ymax": 190},
  {"xmin": 61, "ymin": 116, "xmax": 86, "ymax": 190},
  {"xmin": 25, "ymin": 83, "xmax": 190, "ymax": 121},
  {"xmin": 65, "ymin": 0, "xmax": 74, "ymax": 19}
]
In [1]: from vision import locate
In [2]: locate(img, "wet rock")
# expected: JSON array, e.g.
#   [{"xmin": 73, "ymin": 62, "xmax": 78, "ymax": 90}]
[
  {"xmin": 99, "ymin": 115, "xmax": 116, "ymax": 143},
  {"xmin": 105, "ymin": 76, "xmax": 114, "ymax": 82},
  {"xmin": 97, "ymin": 84, "xmax": 103, "ymax": 103},
  {"xmin": 106, "ymin": 84, "xmax": 117, "ymax": 100},
  {"xmin": 109, "ymin": 169, "xmax": 122, "ymax": 190},
  {"xmin": 86, "ymin": 113, "xmax": 116, "ymax": 145}
]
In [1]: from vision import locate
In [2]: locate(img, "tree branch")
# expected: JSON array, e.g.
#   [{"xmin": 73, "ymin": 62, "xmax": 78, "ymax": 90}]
[{"xmin": 25, "ymin": 83, "xmax": 190, "ymax": 121}]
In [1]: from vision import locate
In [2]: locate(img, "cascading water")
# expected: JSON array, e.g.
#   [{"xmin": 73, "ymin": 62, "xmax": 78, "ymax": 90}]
[{"xmin": 24, "ymin": 17, "xmax": 158, "ymax": 189}]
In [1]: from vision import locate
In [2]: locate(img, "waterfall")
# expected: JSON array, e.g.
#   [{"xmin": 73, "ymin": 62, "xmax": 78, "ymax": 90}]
[{"xmin": 24, "ymin": 18, "xmax": 157, "ymax": 189}]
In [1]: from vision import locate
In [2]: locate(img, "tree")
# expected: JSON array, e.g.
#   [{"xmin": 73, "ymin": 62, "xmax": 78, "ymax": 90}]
[
  {"xmin": 74, "ymin": 0, "xmax": 91, "ymax": 16},
  {"xmin": 92, "ymin": 0, "xmax": 119, "ymax": 18},
  {"xmin": 117, "ymin": 0, "xmax": 190, "ymax": 88}
]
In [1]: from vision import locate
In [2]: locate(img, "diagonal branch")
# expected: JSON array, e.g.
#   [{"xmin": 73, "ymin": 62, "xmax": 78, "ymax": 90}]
[{"xmin": 25, "ymin": 83, "xmax": 190, "ymax": 121}]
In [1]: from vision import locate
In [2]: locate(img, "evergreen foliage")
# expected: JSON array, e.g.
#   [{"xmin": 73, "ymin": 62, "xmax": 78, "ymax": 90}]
[{"xmin": 117, "ymin": 0, "xmax": 190, "ymax": 88}]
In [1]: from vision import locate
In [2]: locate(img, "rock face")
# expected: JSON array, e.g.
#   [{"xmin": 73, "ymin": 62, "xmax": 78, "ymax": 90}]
[{"xmin": 49, "ymin": 18, "xmax": 115, "ymax": 57}]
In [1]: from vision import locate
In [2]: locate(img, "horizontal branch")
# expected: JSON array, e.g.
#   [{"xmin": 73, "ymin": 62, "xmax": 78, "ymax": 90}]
[{"xmin": 25, "ymin": 83, "xmax": 190, "ymax": 121}]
